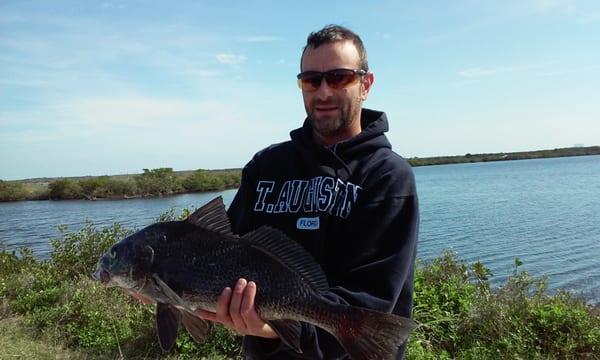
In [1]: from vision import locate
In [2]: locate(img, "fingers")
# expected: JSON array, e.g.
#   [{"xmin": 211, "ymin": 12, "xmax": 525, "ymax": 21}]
[
  {"xmin": 241, "ymin": 281, "xmax": 260, "ymax": 323},
  {"xmin": 215, "ymin": 286, "xmax": 234, "ymax": 328},
  {"xmin": 230, "ymin": 278, "xmax": 249, "ymax": 331}
]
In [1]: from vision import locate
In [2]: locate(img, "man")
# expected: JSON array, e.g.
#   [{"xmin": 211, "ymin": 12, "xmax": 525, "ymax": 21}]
[{"xmin": 198, "ymin": 25, "xmax": 419, "ymax": 359}]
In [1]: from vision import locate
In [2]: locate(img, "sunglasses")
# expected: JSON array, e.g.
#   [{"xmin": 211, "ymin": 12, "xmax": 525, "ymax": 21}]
[{"xmin": 297, "ymin": 68, "xmax": 367, "ymax": 91}]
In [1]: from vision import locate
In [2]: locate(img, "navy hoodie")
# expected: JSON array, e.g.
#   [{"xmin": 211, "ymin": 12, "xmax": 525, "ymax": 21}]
[{"xmin": 227, "ymin": 108, "xmax": 419, "ymax": 359}]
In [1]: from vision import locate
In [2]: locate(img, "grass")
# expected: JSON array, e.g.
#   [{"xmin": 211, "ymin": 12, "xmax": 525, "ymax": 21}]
[{"xmin": 0, "ymin": 316, "xmax": 85, "ymax": 360}]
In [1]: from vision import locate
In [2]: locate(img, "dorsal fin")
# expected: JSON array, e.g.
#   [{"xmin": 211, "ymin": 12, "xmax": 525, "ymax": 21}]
[
  {"xmin": 186, "ymin": 196, "xmax": 235, "ymax": 238},
  {"xmin": 240, "ymin": 226, "xmax": 328, "ymax": 291}
]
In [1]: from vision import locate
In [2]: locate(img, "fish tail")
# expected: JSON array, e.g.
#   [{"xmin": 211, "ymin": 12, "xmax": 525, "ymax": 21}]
[{"xmin": 332, "ymin": 306, "xmax": 417, "ymax": 360}]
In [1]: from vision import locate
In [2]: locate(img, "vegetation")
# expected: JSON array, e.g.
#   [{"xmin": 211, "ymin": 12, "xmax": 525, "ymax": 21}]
[
  {"xmin": 2, "ymin": 146, "xmax": 598, "ymax": 202},
  {"xmin": 408, "ymin": 145, "xmax": 600, "ymax": 167},
  {"xmin": 1, "ymin": 215, "xmax": 599, "ymax": 359},
  {"xmin": 1, "ymin": 168, "xmax": 241, "ymax": 202},
  {"xmin": 0, "ymin": 179, "xmax": 49, "ymax": 201}
]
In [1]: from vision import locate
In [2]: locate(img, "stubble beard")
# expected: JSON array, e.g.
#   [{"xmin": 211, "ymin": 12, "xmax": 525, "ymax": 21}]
[{"xmin": 308, "ymin": 97, "xmax": 362, "ymax": 141}]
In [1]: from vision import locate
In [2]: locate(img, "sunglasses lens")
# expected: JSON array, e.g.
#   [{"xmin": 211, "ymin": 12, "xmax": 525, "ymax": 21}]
[
  {"xmin": 297, "ymin": 72, "xmax": 322, "ymax": 90},
  {"xmin": 325, "ymin": 70, "xmax": 359, "ymax": 89}
]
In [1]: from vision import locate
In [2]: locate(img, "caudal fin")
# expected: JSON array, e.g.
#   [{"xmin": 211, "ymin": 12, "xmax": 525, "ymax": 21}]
[{"xmin": 333, "ymin": 306, "xmax": 417, "ymax": 360}]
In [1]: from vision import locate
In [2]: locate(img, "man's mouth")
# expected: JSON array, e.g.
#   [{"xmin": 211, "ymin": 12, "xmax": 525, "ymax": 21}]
[{"xmin": 315, "ymin": 106, "xmax": 338, "ymax": 112}]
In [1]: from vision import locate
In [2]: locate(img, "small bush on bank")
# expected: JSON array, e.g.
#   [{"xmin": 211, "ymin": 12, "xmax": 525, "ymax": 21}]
[
  {"xmin": 49, "ymin": 179, "xmax": 83, "ymax": 200},
  {"xmin": 0, "ymin": 180, "xmax": 29, "ymax": 201},
  {"xmin": 79, "ymin": 176, "xmax": 137, "ymax": 199}
]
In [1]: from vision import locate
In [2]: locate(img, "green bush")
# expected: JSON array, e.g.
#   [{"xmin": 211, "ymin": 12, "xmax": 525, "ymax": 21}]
[
  {"xmin": 49, "ymin": 179, "xmax": 83, "ymax": 200},
  {"xmin": 135, "ymin": 168, "xmax": 183, "ymax": 196},
  {"xmin": 0, "ymin": 180, "xmax": 29, "ymax": 201},
  {"xmin": 407, "ymin": 253, "xmax": 600, "ymax": 359},
  {"xmin": 49, "ymin": 222, "xmax": 130, "ymax": 280},
  {"xmin": 182, "ymin": 169, "xmax": 241, "ymax": 193},
  {"xmin": 79, "ymin": 176, "xmax": 137, "ymax": 199}
]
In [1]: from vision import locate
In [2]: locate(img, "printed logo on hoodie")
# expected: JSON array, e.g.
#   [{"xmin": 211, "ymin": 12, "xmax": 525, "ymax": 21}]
[{"xmin": 253, "ymin": 176, "xmax": 362, "ymax": 220}]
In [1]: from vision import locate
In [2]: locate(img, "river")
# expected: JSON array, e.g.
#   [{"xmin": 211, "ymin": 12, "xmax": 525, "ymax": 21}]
[{"xmin": 1, "ymin": 155, "xmax": 599, "ymax": 303}]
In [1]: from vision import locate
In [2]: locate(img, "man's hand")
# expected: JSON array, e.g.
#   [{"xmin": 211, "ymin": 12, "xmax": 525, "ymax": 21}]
[{"xmin": 196, "ymin": 278, "xmax": 279, "ymax": 339}]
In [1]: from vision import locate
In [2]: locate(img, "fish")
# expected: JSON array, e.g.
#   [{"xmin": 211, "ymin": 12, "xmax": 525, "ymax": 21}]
[{"xmin": 92, "ymin": 196, "xmax": 417, "ymax": 360}]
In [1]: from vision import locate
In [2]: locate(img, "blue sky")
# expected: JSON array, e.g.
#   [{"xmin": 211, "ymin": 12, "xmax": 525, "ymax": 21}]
[{"xmin": 1, "ymin": 0, "xmax": 599, "ymax": 180}]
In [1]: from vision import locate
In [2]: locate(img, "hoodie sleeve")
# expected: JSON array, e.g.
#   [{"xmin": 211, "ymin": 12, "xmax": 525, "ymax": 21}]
[{"xmin": 242, "ymin": 159, "xmax": 419, "ymax": 359}]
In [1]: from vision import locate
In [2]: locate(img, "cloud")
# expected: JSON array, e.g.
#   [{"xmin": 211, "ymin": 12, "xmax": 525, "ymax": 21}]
[{"xmin": 216, "ymin": 53, "xmax": 247, "ymax": 65}]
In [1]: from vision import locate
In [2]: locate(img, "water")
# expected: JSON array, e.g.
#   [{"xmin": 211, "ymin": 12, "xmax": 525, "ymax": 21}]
[
  {"xmin": 0, "ymin": 189, "xmax": 238, "ymax": 257},
  {"xmin": 415, "ymin": 155, "xmax": 600, "ymax": 302},
  {"xmin": 1, "ymin": 156, "xmax": 599, "ymax": 303}
]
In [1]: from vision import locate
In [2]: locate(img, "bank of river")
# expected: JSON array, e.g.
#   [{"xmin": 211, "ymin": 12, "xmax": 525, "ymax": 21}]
[{"xmin": 2, "ymin": 146, "xmax": 598, "ymax": 202}]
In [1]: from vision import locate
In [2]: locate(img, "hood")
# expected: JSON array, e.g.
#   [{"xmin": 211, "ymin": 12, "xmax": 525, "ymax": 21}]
[{"xmin": 289, "ymin": 108, "xmax": 392, "ymax": 179}]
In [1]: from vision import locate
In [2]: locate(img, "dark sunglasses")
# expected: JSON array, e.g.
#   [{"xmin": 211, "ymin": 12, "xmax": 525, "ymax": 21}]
[{"xmin": 296, "ymin": 68, "xmax": 367, "ymax": 91}]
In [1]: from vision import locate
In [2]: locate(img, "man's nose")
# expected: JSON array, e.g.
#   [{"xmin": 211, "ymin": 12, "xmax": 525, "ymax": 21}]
[{"xmin": 314, "ymin": 79, "xmax": 334, "ymax": 100}]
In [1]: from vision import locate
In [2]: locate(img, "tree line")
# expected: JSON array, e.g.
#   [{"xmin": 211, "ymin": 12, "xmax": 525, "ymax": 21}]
[{"xmin": 0, "ymin": 168, "xmax": 241, "ymax": 201}]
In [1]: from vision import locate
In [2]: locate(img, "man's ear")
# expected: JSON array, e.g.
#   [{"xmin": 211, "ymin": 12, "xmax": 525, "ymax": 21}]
[{"xmin": 361, "ymin": 72, "xmax": 375, "ymax": 101}]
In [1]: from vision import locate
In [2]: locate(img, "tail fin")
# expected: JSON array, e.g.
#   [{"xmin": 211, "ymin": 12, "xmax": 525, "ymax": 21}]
[{"xmin": 333, "ymin": 306, "xmax": 417, "ymax": 360}]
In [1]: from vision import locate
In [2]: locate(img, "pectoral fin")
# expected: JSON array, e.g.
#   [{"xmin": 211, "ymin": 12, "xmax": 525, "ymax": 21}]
[
  {"xmin": 181, "ymin": 311, "xmax": 211, "ymax": 343},
  {"xmin": 266, "ymin": 319, "xmax": 303, "ymax": 354},
  {"xmin": 152, "ymin": 273, "xmax": 184, "ymax": 306},
  {"xmin": 156, "ymin": 303, "xmax": 181, "ymax": 351}
]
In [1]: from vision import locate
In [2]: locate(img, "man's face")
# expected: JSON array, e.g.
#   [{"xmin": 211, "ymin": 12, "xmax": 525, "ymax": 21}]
[{"xmin": 300, "ymin": 40, "xmax": 374, "ymax": 145}]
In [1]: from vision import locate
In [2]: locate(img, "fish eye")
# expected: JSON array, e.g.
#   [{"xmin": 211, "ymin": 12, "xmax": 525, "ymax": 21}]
[{"xmin": 108, "ymin": 244, "xmax": 120, "ymax": 259}]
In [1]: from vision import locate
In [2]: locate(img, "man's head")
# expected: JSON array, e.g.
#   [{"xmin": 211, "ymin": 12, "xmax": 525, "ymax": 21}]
[{"xmin": 299, "ymin": 25, "xmax": 374, "ymax": 145}]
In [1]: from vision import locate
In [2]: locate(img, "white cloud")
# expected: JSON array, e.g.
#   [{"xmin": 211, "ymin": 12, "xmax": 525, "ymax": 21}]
[{"xmin": 216, "ymin": 53, "xmax": 247, "ymax": 65}]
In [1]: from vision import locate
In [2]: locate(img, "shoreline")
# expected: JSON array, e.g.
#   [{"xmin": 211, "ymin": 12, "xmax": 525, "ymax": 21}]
[{"xmin": 1, "ymin": 146, "xmax": 599, "ymax": 202}]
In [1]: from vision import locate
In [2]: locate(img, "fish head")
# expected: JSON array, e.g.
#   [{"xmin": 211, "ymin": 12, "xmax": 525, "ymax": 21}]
[{"xmin": 93, "ymin": 222, "xmax": 177, "ymax": 289}]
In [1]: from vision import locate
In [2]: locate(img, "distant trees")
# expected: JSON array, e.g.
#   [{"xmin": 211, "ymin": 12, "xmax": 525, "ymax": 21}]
[
  {"xmin": 79, "ymin": 176, "xmax": 136, "ymax": 199},
  {"xmin": 134, "ymin": 168, "xmax": 183, "ymax": 196},
  {"xmin": 23, "ymin": 168, "xmax": 243, "ymax": 201},
  {"xmin": 182, "ymin": 169, "xmax": 240, "ymax": 192},
  {"xmin": 48, "ymin": 179, "xmax": 83, "ymax": 200},
  {"xmin": 0, "ymin": 180, "xmax": 29, "ymax": 201}
]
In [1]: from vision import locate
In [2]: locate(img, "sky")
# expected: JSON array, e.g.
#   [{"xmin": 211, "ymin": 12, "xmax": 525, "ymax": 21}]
[{"xmin": 1, "ymin": 0, "xmax": 599, "ymax": 180}]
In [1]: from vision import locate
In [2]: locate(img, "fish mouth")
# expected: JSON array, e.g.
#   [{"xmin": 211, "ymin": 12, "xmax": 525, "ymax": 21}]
[{"xmin": 92, "ymin": 267, "xmax": 111, "ymax": 284}]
